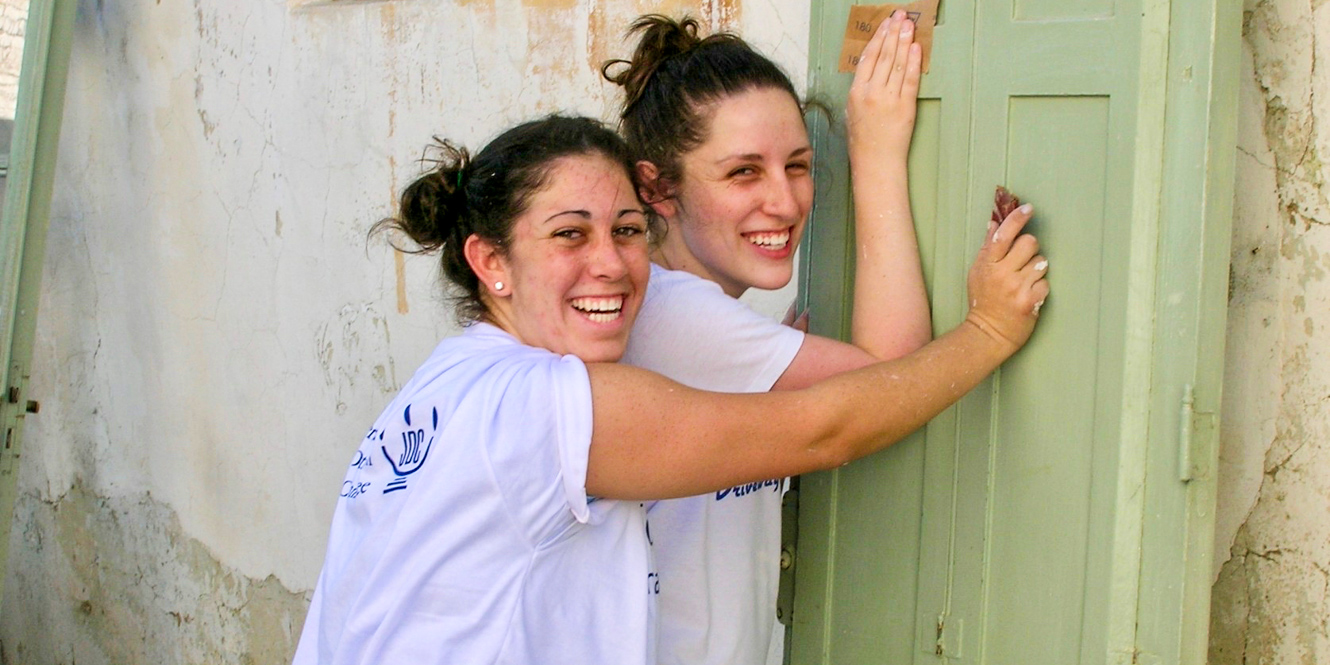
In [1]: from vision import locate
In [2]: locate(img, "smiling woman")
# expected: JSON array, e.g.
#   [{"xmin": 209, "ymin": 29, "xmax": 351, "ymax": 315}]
[
  {"xmin": 602, "ymin": 13, "xmax": 939, "ymax": 664},
  {"xmin": 647, "ymin": 86, "xmax": 814, "ymax": 296},
  {"xmin": 292, "ymin": 114, "xmax": 1048, "ymax": 665},
  {"xmin": 467, "ymin": 153, "xmax": 651, "ymax": 363}
]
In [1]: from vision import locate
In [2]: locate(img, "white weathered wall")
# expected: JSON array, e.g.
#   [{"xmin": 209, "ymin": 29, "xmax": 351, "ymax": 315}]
[
  {"xmin": 1209, "ymin": 0, "xmax": 1330, "ymax": 663},
  {"xmin": 0, "ymin": 0, "xmax": 25, "ymax": 121},
  {"xmin": 0, "ymin": 1, "xmax": 806, "ymax": 662}
]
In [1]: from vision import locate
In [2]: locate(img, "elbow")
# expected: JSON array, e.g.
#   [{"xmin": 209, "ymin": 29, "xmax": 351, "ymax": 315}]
[
  {"xmin": 823, "ymin": 444, "xmax": 859, "ymax": 471},
  {"xmin": 808, "ymin": 424, "xmax": 862, "ymax": 472},
  {"xmin": 892, "ymin": 326, "xmax": 934, "ymax": 359},
  {"xmin": 907, "ymin": 330, "xmax": 933, "ymax": 355}
]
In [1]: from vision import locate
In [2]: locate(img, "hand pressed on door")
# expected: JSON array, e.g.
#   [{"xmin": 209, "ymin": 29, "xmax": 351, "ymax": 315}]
[{"xmin": 839, "ymin": 0, "xmax": 940, "ymax": 73}]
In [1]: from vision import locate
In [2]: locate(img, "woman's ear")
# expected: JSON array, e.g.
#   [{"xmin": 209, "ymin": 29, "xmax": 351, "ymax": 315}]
[
  {"xmin": 635, "ymin": 160, "xmax": 678, "ymax": 220},
  {"xmin": 463, "ymin": 234, "xmax": 509, "ymax": 298}
]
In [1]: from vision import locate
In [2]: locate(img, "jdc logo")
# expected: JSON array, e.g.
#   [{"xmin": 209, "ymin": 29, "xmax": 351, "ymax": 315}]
[
  {"xmin": 381, "ymin": 403, "xmax": 438, "ymax": 494},
  {"xmin": 399, "ymin": 429, "xmax": 427, "ymax": 466}
]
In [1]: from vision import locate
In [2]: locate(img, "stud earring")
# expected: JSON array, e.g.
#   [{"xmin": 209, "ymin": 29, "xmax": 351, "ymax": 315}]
[{"xmin": 494, "ymin": 281, "xmax": 505, "ymax": 292}]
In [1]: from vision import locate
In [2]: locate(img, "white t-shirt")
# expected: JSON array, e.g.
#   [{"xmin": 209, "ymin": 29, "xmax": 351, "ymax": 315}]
[
  {"xmin": 622, "ymin": 264, "xmax": 805, "ymax": 665},
  {"xmin": 293, "ymin": 323, "xmax": 657, "ymax": 665}
]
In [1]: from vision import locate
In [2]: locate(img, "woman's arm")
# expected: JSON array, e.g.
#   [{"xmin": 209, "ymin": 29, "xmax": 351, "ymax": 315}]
[
  {"xmin": 587, "ymin": 206, "xmax": 1049, "ymax": 500},
  {"xmin": 847, "ymin": 12, "xmax": 932, "ymax": 354},
  {"xmin": 773, "ymin": 13, "xmax": 932, "ymax": 390}
]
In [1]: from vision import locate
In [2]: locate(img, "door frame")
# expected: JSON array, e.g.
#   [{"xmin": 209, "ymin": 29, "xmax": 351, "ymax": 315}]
[
  {"xmin": 0, "ymin": 0, "xmax": 78, "ymax": 608},
  {"xmin": 789, "ymin": 0, "xmax": 1239, "ymax": 662}
]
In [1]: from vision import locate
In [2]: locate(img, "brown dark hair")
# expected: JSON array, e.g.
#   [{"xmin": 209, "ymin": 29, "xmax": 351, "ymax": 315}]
[
  {"xmin": 602, "ymin": 15, "xmax": 802, "ymax": 196},
  {"xmin": 374, "ymin": 115, "xmax": 642, "ymax": 322}
]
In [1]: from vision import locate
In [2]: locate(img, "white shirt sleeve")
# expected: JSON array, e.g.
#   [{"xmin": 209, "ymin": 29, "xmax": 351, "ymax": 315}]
[{"xmin": 481, "ymin": 353, "xmax": 598, "ymax": 548}]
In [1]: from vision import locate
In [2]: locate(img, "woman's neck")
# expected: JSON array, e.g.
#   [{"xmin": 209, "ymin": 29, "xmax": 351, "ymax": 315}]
[{"xmin": 651, "ymin": 239, "xmax": 748, "ymax": 299}]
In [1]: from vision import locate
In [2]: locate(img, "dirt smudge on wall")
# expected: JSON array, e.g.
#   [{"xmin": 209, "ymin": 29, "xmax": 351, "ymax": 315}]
[
  {"xmin": 522, "ymin": 0, "xmax": 579, "ymax": 10},
  {"xmin": 316, "ymin": 303, "xmax": 399, "ymax": 415},
  {"xmin": 0, "ymin": 480, "xmax": 310, "ymax": 664}
]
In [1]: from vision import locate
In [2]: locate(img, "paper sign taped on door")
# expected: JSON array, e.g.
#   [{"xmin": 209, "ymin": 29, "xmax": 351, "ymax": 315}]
[{"xmin": 838, "ymin": 0, "xmax": 940, "ymax": 73}]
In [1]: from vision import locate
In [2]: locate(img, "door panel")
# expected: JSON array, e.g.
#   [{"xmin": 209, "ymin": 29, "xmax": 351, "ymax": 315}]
[
  {"xmin": 792, "ymin": 0, "xmax": 1237, "ymax": 663},
  {"xmin": 793, "ymin": 3, "xmax": 976, "ymax": 661},
  {"xmin": 1013, "ymin": 0, "xmax": 1115, "ymax": 22},
  {"xmin": 982, "ymin": 95, "xmax": 1111, "ymax": 663}
]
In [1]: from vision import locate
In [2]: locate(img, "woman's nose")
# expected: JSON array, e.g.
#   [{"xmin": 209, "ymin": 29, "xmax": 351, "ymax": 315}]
[
  {"xmin": 765, "ymin": 176, "xmax": 801, "ymax": 219},
  {"xmin": 588, "ymin": 234, "xmax": 629, "ymax": 279}
]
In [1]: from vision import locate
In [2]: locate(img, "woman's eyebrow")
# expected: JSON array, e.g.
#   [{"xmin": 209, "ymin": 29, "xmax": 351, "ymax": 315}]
[
  {"xmin": 543, "ymin": 209, "xmax": 591, "ymax": 223},
  {"xmin": 713, "ymin": 153, "xmax": 763, "ymax": 164},
  {"xmin": 713, "ymin": 145, "xmax": 813, "ymax": 164}
]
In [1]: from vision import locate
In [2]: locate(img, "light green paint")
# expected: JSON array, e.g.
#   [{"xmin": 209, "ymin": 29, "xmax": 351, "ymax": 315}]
[
  {"xmin": 790, "ymin": 0, "xmax": 1238, "ymax": 662},
  {"xmin": 0, "ymin": 0, "xmax": 75, "ymax": 608}
]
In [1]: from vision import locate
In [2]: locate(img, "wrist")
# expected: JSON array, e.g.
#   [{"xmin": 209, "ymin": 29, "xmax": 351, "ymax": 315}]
[
  {"xmin": 958, "ymin": 314, "xmax": 1019, "ymax": 361},
  {"xmin": 849, "ymin": 146, "xmax": 910, "ymax": 169}
]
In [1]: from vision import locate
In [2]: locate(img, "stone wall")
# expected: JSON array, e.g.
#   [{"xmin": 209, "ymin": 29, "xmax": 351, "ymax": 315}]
[{"xmin": 1209, "ymin": 1, "xmax": 1330, "ymax": 663}]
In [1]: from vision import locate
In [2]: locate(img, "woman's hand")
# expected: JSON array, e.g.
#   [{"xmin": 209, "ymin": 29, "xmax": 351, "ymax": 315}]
[
  {"xmin": 965, "ymin": 205, "xmax": 1050, "ymax": 354},
  {"xmin": 846, "ymin": 10, "xmax": 923, "ymax": 161}
]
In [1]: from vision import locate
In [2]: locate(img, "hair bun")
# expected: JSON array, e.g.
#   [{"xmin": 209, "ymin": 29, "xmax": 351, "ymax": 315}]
[
  {"xmin": 376, "ymin": 139, "xmax": 471, "ymax": 254},
  {"xmin": 602, "ymin": 15, "xmax": 704, "ymax": 115}
]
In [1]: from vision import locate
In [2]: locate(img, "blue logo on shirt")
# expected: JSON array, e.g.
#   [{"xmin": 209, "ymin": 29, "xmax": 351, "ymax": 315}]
[
  {"xmin": 715, "ymin": 479, "xmax": 781, "ymax": 501},
  {"xmin": 380, "ymin": 403, "xmax": 438, "ymax": 494}
]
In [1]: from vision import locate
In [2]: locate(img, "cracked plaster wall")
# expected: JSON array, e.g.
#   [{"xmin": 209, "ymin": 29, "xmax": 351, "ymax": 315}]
[
  {"xmin": 0, "ymin": 0, "xmax": 25, "ymax": 121},
  {"xmin": 1210, "ymin": 0, "xmax": 1330, "ymax": 664},
  {"xmin": 0, "ymin": 1, "xmax": 806, "ymax": 662}
]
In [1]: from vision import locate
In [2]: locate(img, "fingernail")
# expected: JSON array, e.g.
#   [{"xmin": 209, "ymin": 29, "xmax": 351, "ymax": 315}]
[
  {"xmin": 1035, "ymin": 260, "xmax": 1048, "ymax": 271},
  {"xmin": 901, "ymin": 22, "xmax": 913, "ymax": 36},
  {"xmin": 1033, "ymin": 300, "xmax": 1045, "ymax": 315},
  {"xmin": 992, "ymin": 232, "xmax": 1001, "ymax": 243},
  {"xmin": 1019, "ymin": 203, "xmax": 1033, "ymax": 214}
]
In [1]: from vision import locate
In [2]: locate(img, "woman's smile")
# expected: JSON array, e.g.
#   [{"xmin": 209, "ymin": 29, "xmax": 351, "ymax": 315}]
[
  {"xmin": 485, "ymin": 154, "xmax": 651, "ymax": 363},
  {"xmin": 654, "ymin": 87, "xmax": 814, "ymax": 298}
]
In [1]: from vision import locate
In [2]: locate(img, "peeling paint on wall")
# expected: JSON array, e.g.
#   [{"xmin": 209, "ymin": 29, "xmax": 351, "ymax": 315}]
[
  {"xmin": 0, "ymin": 0, "xmax": 29, "ymax": 120},
  {"xmin": 316, "ymin": 303, "xmax": 400, "ymax": 415},
  {"xmin": 1, "ymin": 480, "xmax": 309, "ymax": 664},
  {"xmin": 1211, "ymin": 0, "xmax": 1330, "ymax": 663}
]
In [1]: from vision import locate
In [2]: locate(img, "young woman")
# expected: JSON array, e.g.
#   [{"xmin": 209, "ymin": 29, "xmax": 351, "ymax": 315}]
[
  {"xmin": 292, "ymin": 115, "xmax": 1047, "ymax": 665},
  {"xmin": 603, "ymin": 13, "xmax": 954, "ymax": 664}
]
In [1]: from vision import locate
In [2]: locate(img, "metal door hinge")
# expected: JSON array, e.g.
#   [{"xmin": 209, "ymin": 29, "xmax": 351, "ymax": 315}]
[
  {"xmin": 928, "ymin": 613, "xmax": 964, "ymax": 659},
  {"xmin": 776, "ymin": 485, "xmax": 799, "ymax": 625},
  {"xmin": 1178, "ymin": 384, "xmax": 1215, "ymax": 482}
]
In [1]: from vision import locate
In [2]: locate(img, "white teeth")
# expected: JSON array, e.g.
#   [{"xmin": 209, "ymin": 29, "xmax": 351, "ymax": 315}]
[
  {"xmin": 571, "ymin": 296, "xmax": 624, "ymax": 323},
  {"xmin": 746, "ymin": 230, "xmax": 791, "ymax": 250}
]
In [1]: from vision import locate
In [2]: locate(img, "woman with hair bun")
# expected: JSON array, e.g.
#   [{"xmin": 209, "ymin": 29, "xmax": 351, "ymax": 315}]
[
  {"xmin": 602, "ymin": 13, "xmax": 1027, "ymax": 665},
  {"xmin": 292, "ymin": 113, "xmax": 1046, "ymax": 665}
]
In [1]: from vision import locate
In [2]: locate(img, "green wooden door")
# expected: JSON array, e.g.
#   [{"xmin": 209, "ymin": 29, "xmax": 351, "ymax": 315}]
[
  {"xmin": 789, "ymin": 1, "xmax": 1239, "ymax": 663},
  {"xmin": 0, "ymin": 0, "xmax": 77, "ymax": 608}
]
